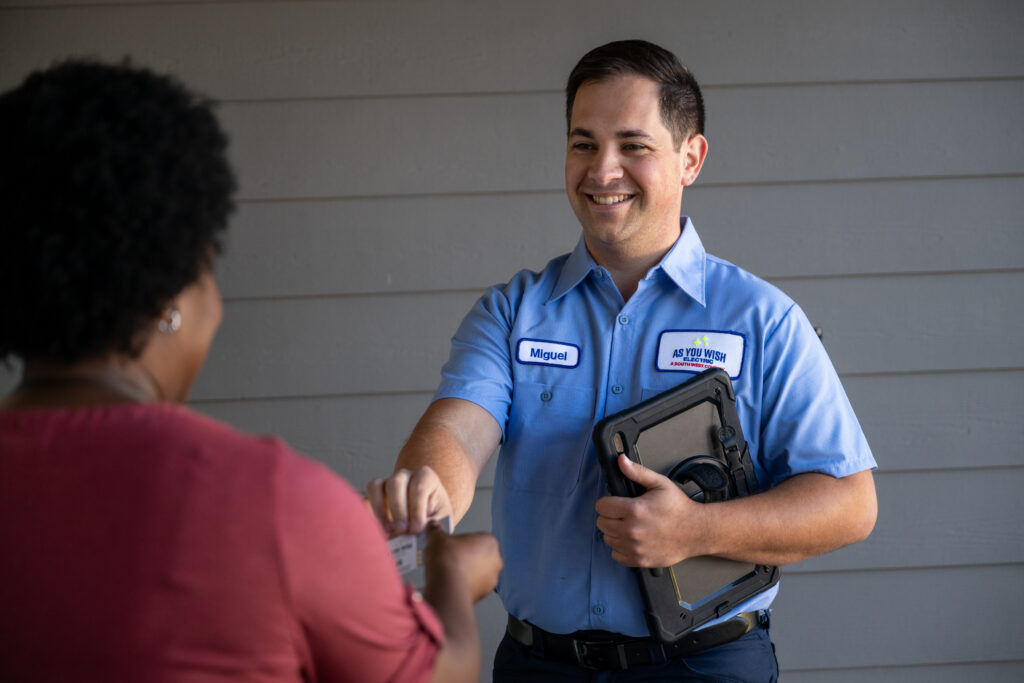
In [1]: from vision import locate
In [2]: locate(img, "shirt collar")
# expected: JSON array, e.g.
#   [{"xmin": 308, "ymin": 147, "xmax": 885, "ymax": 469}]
[
  {"xmin": 549, "ymin": 236, "xmax": 596, "ymax": 303},
  {"xmin": 658, "ymin": 217, "xmax": 707, "ymax": 307},
  {"xmin": 548, "ymin": 217, "xmax": 707, "ymax": 307}
]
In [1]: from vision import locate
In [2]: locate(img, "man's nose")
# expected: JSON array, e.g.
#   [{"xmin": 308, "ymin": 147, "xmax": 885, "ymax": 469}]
[{"xmin": 587, "ymin": 148, "xmax": 624, "ymax": 184}]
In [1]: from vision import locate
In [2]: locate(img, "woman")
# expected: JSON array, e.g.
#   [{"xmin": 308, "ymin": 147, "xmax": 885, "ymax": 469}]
[{"xmin": 0, "ymin": 60, "xmax": 500, "ymax": 682}]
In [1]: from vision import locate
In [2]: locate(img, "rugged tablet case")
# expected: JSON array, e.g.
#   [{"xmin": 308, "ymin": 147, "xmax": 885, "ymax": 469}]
[{"xmin": 593, "ymin": 368, "xmax": 780, "ymax": 643}]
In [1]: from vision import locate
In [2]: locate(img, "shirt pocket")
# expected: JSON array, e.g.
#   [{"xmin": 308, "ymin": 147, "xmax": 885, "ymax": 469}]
[{"xmin": 500, "ymin": 380, "xmax": 596, "ymax": 495}]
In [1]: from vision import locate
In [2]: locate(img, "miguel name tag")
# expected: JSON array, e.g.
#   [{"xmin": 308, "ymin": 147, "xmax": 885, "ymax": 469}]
[
  {"xmin": 656, "ymin": 330, "xmax": 745, "ymax": 379},
  {"xmin": 516, "ymin": 338, "xmax": 580, "ymax": 368}
]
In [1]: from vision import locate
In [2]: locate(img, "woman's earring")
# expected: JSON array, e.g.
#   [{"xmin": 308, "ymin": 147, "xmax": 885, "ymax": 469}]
[{"xmin": 158, "ymin": 307, "xmax": 182, "ymax": 334}]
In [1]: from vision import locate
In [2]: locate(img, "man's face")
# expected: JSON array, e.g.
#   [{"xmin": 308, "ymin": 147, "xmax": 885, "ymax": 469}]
[{"xmin": 565, "ymin": 74, "xmax": 704, "ymax": 261}]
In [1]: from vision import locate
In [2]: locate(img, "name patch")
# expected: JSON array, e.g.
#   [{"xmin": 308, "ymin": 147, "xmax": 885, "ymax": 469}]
[
  {"xmin": 517, "ymin": 338, "xmax": 580, "ymax": 368},
  {"xmin": 656, "ymin": 330, "xmax": 745, "ymax": 378}
]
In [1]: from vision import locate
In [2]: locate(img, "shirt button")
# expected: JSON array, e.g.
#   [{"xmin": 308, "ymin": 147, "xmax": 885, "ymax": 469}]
[
  {"xmin": 618, "ymin": 315, "xmax": 629, "ymax": 325},
  {"xmin": 592, "ymin": 604, "xmax": 605, "ymax": 616},
  {"xmin": 611, "ymin": 385, "xmax": 623, "ymax": 395},
  {"xmin": 540, "ymin": 390, "xmax": 552, "ymax": 402}
]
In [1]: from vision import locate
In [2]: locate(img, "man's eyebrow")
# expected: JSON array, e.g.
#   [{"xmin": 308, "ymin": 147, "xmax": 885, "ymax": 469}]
[
  {"xmin": 615, "ymin": 129, "xmax": 656, "ymax": 141},
  {"xmin": 567, "ymin": 127, "xmax": 656, "ymax": 142}
]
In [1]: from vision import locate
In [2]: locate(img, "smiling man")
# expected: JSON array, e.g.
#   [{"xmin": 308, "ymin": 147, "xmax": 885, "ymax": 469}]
[
  {"xmin": 565, "ymin": 72, "xmax": 707, "ymax": 300},
  {"xmin": 368, "ymin": 40, "xmax": 877, "ymax": 681}
]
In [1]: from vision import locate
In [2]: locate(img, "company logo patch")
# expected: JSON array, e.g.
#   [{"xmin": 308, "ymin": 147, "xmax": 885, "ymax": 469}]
[
  {"xmin": 516, "ymin": 338, "xmax": 580, "ymax": 368},
  {"xmin": 656, "ymin": 330, "xmax": 745, "ymax": 378}
]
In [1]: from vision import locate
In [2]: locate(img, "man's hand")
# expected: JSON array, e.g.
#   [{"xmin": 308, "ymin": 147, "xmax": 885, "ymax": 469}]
[
  {"xmin": 597, "ymin": 455, "xmax": 878, "ymax": 568},
  {"xmin": 595, "ymin": 454, "xmax": 708, "ymax": 568},
  {"xmin": 367, "ymin": 465, "xmax": 453, "ymax": 537},
  {"xmin": 366, "ymin": 398, "xmax": 502, "ymax": 537}
]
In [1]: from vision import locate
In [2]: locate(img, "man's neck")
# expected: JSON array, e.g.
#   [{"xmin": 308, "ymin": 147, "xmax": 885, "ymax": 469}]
[{"xmin": 585, "ymin": 229, "xmax": 680, "ymax": 302}]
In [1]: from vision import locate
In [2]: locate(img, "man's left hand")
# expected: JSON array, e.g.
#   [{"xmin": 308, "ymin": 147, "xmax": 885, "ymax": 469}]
[{"xmin": 595, "ymin": 454, "xmax": 708, "ymax": 568}]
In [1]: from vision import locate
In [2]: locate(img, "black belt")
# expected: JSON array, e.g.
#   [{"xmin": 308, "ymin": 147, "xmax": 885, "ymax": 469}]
[{"xmin": 506, "ymin": 611, "xmax": 765, "ymax": 671}]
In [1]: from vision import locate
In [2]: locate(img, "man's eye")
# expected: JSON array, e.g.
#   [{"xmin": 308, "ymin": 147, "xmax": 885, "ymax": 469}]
[
  {"xmin": 571, "ymin": 142, "xmax": 595, "ymax": 151},
  {"xmin": 623, "ymin": 143, "xmax": 647, "ymax": 152}
]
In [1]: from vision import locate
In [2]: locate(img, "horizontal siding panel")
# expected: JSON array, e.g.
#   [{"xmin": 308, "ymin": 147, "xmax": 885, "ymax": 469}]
[
  {"xmin": 221, "ymin": 93, "xmax": 564, "ymax": 199},
  {"xmin": 191, "ymin": 270, "xmax": 1024, "ymax": 400},
  {"xmin": 794, "ymin": 468, "xmax": 1024, "ymax": 573},
  {"xmin": 196, "ymin": 393, "xmax": 436, "ymax": 487},
  {"xmin": 706, "ymin": 79, "xmax": 1024, "ymax": 186},
  {"xmin": 218, "ymin": 193, "xmax": 579, "ymax": 299},
  {"xmin": 843, "ymin": 370, "xmax": 1024, "ymax": 472},
  {"xmin": 191, "ymin": 291, "xmax": 479, "ymax": 400},
  {"xmin": 783, "ymin": 270, "xmax": 1024, "ymax": 375},
  {"xmin": 218, "ymin": 79, "xmax": 1024, "ymax": 200},
  {"xmin": 195, "ymin": 392, "xmax": 501, "ymax": 492},
  {"xmin": 2, "ymin": 1, "xmax": 1021, "ymax": 97},
  {"xmin": 690, "ymin": 176, "xmax": 1024, "ymax": 280},
  {"xmin": 219, "ymin": 175, "xmax": 1024, "ymax": 299},
  {"xmin": 771, "ymin": 564, "xmax": 1024, "ymax": 670}
]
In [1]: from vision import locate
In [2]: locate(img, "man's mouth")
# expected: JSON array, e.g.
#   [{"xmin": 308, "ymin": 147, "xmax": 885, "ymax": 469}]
[{"xmin": 588, "ymin": 193, "xmax": 634, "ymax": 206}]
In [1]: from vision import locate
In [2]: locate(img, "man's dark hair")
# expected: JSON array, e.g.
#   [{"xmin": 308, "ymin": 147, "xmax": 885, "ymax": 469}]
[
  {"xmin": 566, "ymin": 39, "xmax": 705, "ymax": 146},
  {"xmin": 0, "ymin": 59, "xmax": 236, "ymax": 363}
]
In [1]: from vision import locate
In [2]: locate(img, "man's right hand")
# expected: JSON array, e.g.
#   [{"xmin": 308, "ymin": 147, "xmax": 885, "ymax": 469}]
[{"xmin": 366, "ymin": 465, "xmax": 454, "ymax": 537}]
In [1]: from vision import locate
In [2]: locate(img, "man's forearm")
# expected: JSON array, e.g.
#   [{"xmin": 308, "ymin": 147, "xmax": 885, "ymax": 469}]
[
  {"xmin": 598, "ymin": 458, "xmax": 878, "ymax": 568},
  {"xmin": 396, "ymin": 425, "xmax": 483, "ymax": 526},
  {"xmin": 699, "ymin": 470, "xmax": 877, "ymax": 566},
  {"xmin": 395, "ymin": 398, "xmax": 502, "ymax": 526}
]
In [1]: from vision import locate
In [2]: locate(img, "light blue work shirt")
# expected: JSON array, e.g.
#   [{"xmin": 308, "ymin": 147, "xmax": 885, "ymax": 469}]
[{"xmin": 435, "ymin": 218, "xmax": 875, "ymax": 637}]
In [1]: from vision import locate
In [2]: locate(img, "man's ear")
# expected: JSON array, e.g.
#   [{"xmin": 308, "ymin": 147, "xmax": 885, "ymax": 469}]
[{"xmin": 681, "ymin": 134, "xmax": 708, "ymax": 187}]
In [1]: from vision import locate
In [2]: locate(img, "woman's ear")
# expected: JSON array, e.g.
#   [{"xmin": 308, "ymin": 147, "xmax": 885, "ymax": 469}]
[{"xmin": 139, "ymin": 271, "xmax": 223, "ymax": 403}]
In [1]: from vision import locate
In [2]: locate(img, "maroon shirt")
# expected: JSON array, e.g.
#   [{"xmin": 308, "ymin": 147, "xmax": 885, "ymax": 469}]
[{"xmin": 0, "ymin": 403, "xmax": 442, "ymax": 682}]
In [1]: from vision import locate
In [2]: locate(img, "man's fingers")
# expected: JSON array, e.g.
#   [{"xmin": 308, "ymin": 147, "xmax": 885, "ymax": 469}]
[
  {"xmin": 365, "ymin": 478, "xmax": 390, "ymax": 524},
  {"xmin": 366, "ymin": 466, "xmax": 452, "ymax": 537},
  {"xmin": 406, "ymin": 468, "xmax": 438, "ymax": 534},
  {"xmin": 595, "ymin": 489, "xmax": 644, "ymax": 522},
  {"xmin": 383, "ymin": 469, "xmax": 412, "ymax": 535},
  {"xmin": 617, "ymin": 453, "xmax": 671, "ymax": 490}
]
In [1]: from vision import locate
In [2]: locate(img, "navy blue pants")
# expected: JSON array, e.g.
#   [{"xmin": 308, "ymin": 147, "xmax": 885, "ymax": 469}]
[{"xmin": 493, "ymin": 622, "xmax": 778, "ymax": 682}]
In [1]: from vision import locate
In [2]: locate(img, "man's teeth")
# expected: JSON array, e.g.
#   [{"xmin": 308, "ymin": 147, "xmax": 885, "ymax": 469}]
[{"xmin": 591, "ymin": 194, "xmax": 631, "ymax": 205}]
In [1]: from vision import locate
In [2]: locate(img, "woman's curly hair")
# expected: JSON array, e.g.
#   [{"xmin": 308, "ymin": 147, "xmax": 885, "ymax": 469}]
[{"xmin": 0, "ymin": 59, "xmax": 236, "ymax": 363}]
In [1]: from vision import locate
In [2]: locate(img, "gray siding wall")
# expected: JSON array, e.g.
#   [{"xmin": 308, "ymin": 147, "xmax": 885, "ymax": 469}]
[{"xmin": 2, "ymin": 1, "xmax": 1022, "ymax": 680}]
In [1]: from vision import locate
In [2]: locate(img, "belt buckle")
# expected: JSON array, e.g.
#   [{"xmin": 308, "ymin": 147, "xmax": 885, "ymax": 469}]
[{"xmin": 571, "ymin": 639, "xmax": 629, "ymax": 671}]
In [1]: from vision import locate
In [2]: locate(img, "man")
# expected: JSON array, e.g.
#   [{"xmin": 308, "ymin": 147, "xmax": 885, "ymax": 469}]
[{"xmin": 368, "ymin": 40, "xmax": 877, "ymax": 681}]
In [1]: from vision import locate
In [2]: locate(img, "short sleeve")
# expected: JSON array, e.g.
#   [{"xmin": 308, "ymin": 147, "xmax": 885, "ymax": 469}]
[
  {"xmin": 434, "ymin": 284, "xmax": 516, "ymax": 439},
  {"xmin": 758, "ymin": 303, "xmax": 877, "ymax": 486},
  {"xmin": 272, "ymin": 449, "xmax": 443, "ymax": 683}
]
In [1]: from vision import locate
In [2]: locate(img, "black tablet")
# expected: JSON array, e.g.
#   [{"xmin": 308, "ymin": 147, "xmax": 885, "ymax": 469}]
[{"xmin": 593, "ymin": 368, "xmax": 780, "ymax": 643}]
